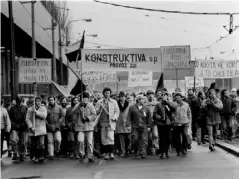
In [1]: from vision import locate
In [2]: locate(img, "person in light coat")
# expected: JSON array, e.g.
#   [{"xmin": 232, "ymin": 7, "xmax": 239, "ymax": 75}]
[
  {"xmin": 25, "ymin": 97, "xmax": 47, "ymax": 163},
  {"xmin": 72, "ymin": 92, "xmax": 96, "ymax": 163},
  {"xmin": 1, "ymin": 99, "xmax": 11, "ymax": 158},
  {"xmin": 95, "ymin": 88, "xmax": 120, "ymax": 160},
  {"xmin": 115, "ymin": 91, "xmax": 131, "ymax": 157}
]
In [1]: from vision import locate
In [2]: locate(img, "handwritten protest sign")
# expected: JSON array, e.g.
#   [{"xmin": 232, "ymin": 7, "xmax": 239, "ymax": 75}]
[
  {"xmin": 18, "ymin": 58, "xmax": 52, "ymax": 83},
  {"xmin": 81, "ymin": 48, "xmax": 162, "ymax": 72},
  {"xmin": 194, "ymin": 60, "xmax": 239, "ymax": 79},
  {"xmin": 185, "ymin": 76, "xmax": 204, "ymax": 88},
  {"xmin": 75, "ymin": 69, "xmax": 116, "ymax": 85},
  {"xmin": 128, "ymin": 71, "xmax": 152, "ymax": 87},
  {"xmin": 161, "ymin": 45, "xmax": 191, "ymax": 69}
]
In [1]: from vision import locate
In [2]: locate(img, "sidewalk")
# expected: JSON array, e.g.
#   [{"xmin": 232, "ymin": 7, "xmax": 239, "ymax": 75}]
[{"xmin": 205, "ymin": 137, "xmax": 239, "ymax": 157}]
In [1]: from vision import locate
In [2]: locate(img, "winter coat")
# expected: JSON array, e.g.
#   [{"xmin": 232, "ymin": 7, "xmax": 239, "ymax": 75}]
[
  {"xmin": 145, "ymin": 98, "xmax": 157, "ymax": 117},
  {"xmin": 73, "ymin": 102, "xmax": 96, "ymax": 132},
  {"xmin": 187, "ymin": 95, "xmax": 200, "ymax": 123},
  {"xmin": 116, "ymin": 100, "xmax": 131, "ymax": 134},
  {"xmin": 1, "ymin": 107, "xmax": 11, "ymax": 132},
  {"xmin": 173, "ymin": 101, "xmax": 192, "ymax": 125},
  {"xmin": 220, "ymin": 97, "xmax": 236, "ymax": 117},
  {"xmin": 153, "ymin": 101, "xmax": 176, "ymax": 126},
  {"xmin": 46, "ymin": 104, "xmax": 65, "ymax": 132},
  {"xmin": 127, "ymin": 104, "xmax": 152, "ymax": 129},
  {"xmin": 25, "ymin": 106, "xmax": 47, "ymax": 136},
  {"xmin": 199, "ymin": 98, "xmax": 223, "ymax": 125},
  {"xmin": 9, "ymin": 104, "xmax": 28, "ymax": 131},
  {"xmin": 65, "ymin": 105, "xmax": 78, "ymax": 131},
  {"xmin": 95, "ymin": 98, "xmax": 120, "ymax": 131}
]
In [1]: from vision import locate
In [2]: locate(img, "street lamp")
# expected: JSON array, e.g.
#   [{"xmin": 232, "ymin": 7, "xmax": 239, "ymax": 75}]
[
  {"xmin": 66, "ymin": 19, "xmax": 92, "ymax": 27},
  {"xmin": 78, "ymin": 33, "xmax": 98, "ymax": 38}
]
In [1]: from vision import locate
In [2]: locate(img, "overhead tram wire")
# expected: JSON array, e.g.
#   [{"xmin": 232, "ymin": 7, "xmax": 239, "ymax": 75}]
[{"xmin": 94, "ymin": 0, "xmax": 238, "ymax": 16}]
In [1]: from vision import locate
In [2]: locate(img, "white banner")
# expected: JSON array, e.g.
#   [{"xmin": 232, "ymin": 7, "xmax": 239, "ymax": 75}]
[
  {"xmin": 81, "ymin": 48, "xmax": 162, "ymax": 72},
  {"xmin": 18, "ymin": 58, "xmax": 52, "ymax": 84},
  {"xmin": 74, "ymin": 69, "xmax": 116, "ymax": 85},
  {"xmin": 128, "ymin": 71, "xmax": 153, "ymax": 87},
  {"xmin": 185, "ymin": 76, "xmax": 204, "ymax": 88},
  {"xmin": 161, "ymin": 45, "xmax": 191, "ymax": 69},
  {"xmin": 194, "ymin": 60, "xmax": 239, "ymax": 79}
]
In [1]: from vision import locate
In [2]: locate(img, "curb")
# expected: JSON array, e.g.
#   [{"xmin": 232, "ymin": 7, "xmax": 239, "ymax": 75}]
[{"xmin": 205, "ymin": 138, "xmax": 239, "ymax": 157}]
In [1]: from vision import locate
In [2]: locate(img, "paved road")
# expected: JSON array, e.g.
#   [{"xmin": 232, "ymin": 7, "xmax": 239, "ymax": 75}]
[{"xmin": 1, "ymin": 142, "xmax": 239, "ymax": 179}]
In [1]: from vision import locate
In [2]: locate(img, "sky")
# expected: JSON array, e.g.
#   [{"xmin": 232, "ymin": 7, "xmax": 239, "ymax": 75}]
[{"xmin": 66, "ymin": 0, "xmax": 239, "ymax": 60}]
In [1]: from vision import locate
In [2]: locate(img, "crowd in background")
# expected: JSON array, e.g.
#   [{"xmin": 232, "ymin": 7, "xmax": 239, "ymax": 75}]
[{"xmin": 1, "ymin": 82, "xmax": 239, "ymax": 163}]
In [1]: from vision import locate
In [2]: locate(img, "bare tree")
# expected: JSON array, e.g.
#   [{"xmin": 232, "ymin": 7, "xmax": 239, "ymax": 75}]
[{"xmin": 41, "ymin": 0, "xmax": 71, "ymax": 44}]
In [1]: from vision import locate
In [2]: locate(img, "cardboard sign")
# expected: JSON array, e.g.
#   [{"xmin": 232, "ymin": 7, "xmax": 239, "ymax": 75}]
[
  {"xmin": 18, "ymin": 58, "xmax": 52, "ymax": 84},
  {"xmin": 185, "ymin": 76, "xmax": 204, "ymax": 88},
  {"xmin": 161, "ymin": 45, "xmax": 191, "ymax": 69},
  {"xmin": 194, "ymin": 60, "xmax": 239, "ymax": 79},
  {"xmin": 81, "ymin": 48, "xmax": 162, "ymax": 72},
  {"xmin": 75, "ymin": 69, "xmax": 117, "ymax": 85},
  {"xmin": 128, "ymin": 71, "xmax": 152, "ymax": 87}
]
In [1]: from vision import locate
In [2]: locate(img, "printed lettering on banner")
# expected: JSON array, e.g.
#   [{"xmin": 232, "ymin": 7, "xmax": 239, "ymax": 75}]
[
  {"xmin": 194, "ymin": 60, "xmax": 239, "ymax": 79},
  {"xmin": 128, "ymin": 71, "xmax": 153, "ymax": 87},
  {"xmin": 161, "ymin": 45, "xmax": 191, "ymax": 69},
  {"xmin": 75, "ymin": 69, "xmax": 116, "ymax": 85},
  {"xmin": 185, "ymin": 77, "xmax": 204, "ymax": 88},
  {"xmin": 18, "ymin": 58, "xmax": 52, "ymax": 83},
  {"xmin": 81, "ymin": 48, "xmax": 162, "ymax": 72}
]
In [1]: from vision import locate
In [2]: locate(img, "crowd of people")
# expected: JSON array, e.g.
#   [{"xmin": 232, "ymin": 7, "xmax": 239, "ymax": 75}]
[{"xmin": 1, "ymin": 82, "xmax": 239, "ymax": 164}]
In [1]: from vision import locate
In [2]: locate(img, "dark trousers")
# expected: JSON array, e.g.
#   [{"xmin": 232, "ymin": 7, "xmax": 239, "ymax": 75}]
[
  {"xmin": 30, "ymin": 135, "xmax": 45, "ymax": 159},
  {"xmin": 158, "ymin": 125, "xmax": 171, "ymax": 155},
  {"xmin": 116, "ymin": 133, "xmax": 131, "ymax": 155},
  {"xmin": 1, "ymin": 130, "xmax": 10, "ymax": 157},
  {"xmin": 173, "ymin": 124, "xmax": 188, "ymax": 154},
  {"xmin": 60, "ymin": 128, "xmax": 68, "ymax": 156},
  {"xmin": 93, "ymin": 130, "xmax": 102, "ymax": 156},
  {"xmin": 131, "ymin": 128, "xmax": 148, "ymax": 156}
]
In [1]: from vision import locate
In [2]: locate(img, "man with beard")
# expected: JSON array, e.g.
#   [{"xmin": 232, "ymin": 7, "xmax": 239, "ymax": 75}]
[
  {"xmin": 9, "ymin": 96, "xmax": 28, "ymax": 162},
  {"xmin": 65, "ymin": 97, "xmax": 79, "ymax": 159},
  {"xmin": 60, "ymin": 97, "xmax": 68, "ymax": 158},
  {"xmin": 115, "ymin": 92, "xmax": 131, "ymax": 157},
  {"xmin": 26, "ymin": 97, "xmax": 47, "ymax": 163},
  {"xmin": 127, "ymin": 94, "xmax": 152, "ymax": 159},
  {"xmin": 95, "ymin": 88, "xmax": 119, "ymax": 160},
  {"xmin": 46, "ymin": 96, "xmax": 65, "ymax": 160},
  {"xmin": 145, "ymin": 90, "xmax": 158, "ymax": 155},
  {"xmin": 72, "ymin": 92, "xmax": 96, "ymax": 163}
]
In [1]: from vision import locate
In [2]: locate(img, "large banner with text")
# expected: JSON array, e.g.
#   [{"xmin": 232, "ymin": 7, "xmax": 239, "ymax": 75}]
[
  {"xmin": 81, "ymin": 48, "xmax": 162, "ymax": 72},
  {"xmin": 194, "ymin": 60, "xmax": 239, "ymax": 79}
]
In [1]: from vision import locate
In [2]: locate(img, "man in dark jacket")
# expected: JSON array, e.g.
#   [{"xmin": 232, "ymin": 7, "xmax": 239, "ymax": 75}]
[
  {"xmin": 65, "ymin": 97, "xmax": 79, "ymax": 159},
  {"xmin": 187, "ymin": 89, "xmax": 200, "ymax": 141},
  {"xmin": 126, "ymin": 94, "xmax": 152, "ymax": 159},
  {"xmin": 9, "ymin": 96, "xmax": 28, "ymax": 161},
  {"xmin": 220, "ymin": 89, "xmax": 236, "ymax": 142},
  {"xmin": 153, "ymin": 94, "xmax": 176, "ymax": 159},
  {"xmin": 46, "ymin": 96, "xmax": 65, "ymax": 160}
]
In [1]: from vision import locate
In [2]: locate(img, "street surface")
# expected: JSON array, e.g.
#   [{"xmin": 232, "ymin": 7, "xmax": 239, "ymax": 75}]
[{"xmin": 1, "ymin": 142, "xmax": 239, "ymax": 179}]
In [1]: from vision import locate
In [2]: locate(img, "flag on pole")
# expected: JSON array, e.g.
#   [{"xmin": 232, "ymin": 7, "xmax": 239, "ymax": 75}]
[{"xmin": 155, "ymin": 73, "xmax": 164, "ymax": 93}]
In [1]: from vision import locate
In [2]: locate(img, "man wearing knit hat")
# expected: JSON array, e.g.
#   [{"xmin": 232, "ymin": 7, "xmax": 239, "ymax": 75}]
[{"xmin": 127, "ymin": 94, "xmax": 152, "ymax": 159}]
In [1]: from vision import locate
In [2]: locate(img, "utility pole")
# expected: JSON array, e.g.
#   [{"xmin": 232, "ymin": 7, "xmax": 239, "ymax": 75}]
[
  {"xmin": 59, "ymin": 25, "xmax": 63, "ymax": 85},
  {"xmin": 52, "ymin": 18, "xmax": 57, "ymax": 84},
  {"xmin": 8, "ymin": 0, "xmax": 17, "ymax": 101}
]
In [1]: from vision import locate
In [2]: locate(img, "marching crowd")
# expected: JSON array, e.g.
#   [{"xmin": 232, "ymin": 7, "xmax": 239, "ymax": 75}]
[{"xmin": 1, "ymin": 82, "xmax": 239, "ymax": 164}]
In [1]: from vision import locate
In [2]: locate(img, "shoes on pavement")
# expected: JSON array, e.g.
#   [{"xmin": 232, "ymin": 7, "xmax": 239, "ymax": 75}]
[
  {"xmin": 8, "ymin": 151, "xmax": 12, "ymax": 158},
  {"xmin": 19, "ymin": 155, "xmax": 24, "ymax": 162},
  {"xmin": 110, "ymin": 153, "xmax": 115, "ymax": 160},
  {"xmin": 49, "ymin": 156, "xmax": 54, "ymax": 160},
  {"xmin": 209, "ymin": 146, "xmax": 215, "ymax": 152},
  {"xmin": 198, "ymin": 142, "xmax": 201, "ymax": 145},
  {"xmin": 160, "ymin": 154, "xmax": 165, "ymax": 159},
  {"xmin": 187, "ymin": 144, "xmax": 191, "ymax": 150},
  {"xmin": 141, "ymin": 155, "xmax": 146, "ymax": 159},
  {"xmin": 120, "ymin": 153, "xmax": 125, "ymax": 157},
  {"xmin": 70, "ymin": 153, "xmax": 74, "ymax": 159},
  {"xmin": 202, "ymin": 141, "xmax": 206, "ymax": 144},
  {"xmin": 165, "ymin": 153, "xmax": 169, "ymax": 159},
  {"xmin": 89, "ymin": 158, "xmax": 95, "ymax": 163},
  {"xmin": 182, "ymin": 151, "xmax": 187, "ymax": 155},
  {"xmin": 177, "ymin": 153, "xmax": 181, "ymax": 156},
  {"xmin": 55, "ymin": 152, "xmax": 60, "ymax": 158},
  {"xmin": 82, "ymin": 157, "xmax": 89, "ymax": 164},
  {"xmin": 104, "ymin": 154, "xmax": 110, "ymax": 160},
  {"xmin": 12, "ymin": 153, "xmax": 18, "ymax": 161}
]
